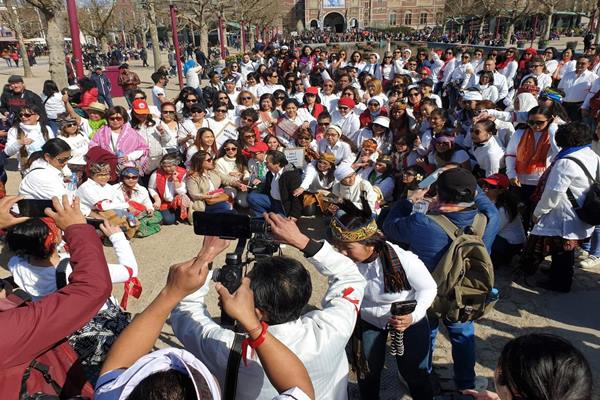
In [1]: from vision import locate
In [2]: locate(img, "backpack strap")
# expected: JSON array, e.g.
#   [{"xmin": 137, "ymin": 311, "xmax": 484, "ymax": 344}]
[
  {"xmin": 427, "ymin": 214, "xmax": 459, "ymax": 240},
  {"xmin": 471, "ymin": 213, "xmax": 487, "ymax": 237},
  {"xmin": 20, "ymin": 360, "xmax": 62, "ymax": 399},
  {"xmin": 563, "ymin": 156, "xmax": 599, "ymax": 209},
  {"xmin": 55, "ymin": 258, "xmax": 70, "ymax": 290},
  {"xmin": 223, "ymin": 333, "xmax": 244, "ymax": 400}
]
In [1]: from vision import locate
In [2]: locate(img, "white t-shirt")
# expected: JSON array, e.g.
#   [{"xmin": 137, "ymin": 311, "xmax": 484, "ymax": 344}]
[{"xmin": 151, "ymin": 85, "xmax": 166, "ymax": 107}]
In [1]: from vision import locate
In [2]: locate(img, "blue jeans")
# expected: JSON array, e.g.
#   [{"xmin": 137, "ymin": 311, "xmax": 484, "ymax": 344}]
[
  {"xmin": 428, "ymin": 317, "xmax": 475, "ymax": 390},
  {"xmin": 580, "ymin": 225, "xmax": 600, "ymax": 257},
  {"xmin": 160, "ymin": 209, "xmax": 179, "ymax": 225},
  {"xmin": 205, "ymin": 201, "xmax": 232, "ymax": 213},
  {"xmin": 247, "ymin": 192, "xmax": 284, "ymax": 217},
  {"xmin": 358, "ymin": 318, "xmax": 433, "ymax": 400}
]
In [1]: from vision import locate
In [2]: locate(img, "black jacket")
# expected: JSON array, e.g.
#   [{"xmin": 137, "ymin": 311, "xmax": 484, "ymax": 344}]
[
  {"xmin": 262, "ymin": 168, "xmax": 303, "ymax": 219},
  {"xmin": 0, "ymin": 89, "xmax": 46, "ymax": 123}
]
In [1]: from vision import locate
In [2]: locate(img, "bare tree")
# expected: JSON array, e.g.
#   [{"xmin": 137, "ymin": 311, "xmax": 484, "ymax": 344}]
[
  {"xmin": 1, "ymin": 0, "xmax": 33, "ymax": 77},
  {"xmin": 143, "ymin": 0, "xmax": 162, "ymax": 70},
  {"xmin": 496, "ymin": 0, "xmax": 532, "ymax": 44},
  {"xmin": 78, "ymin": 0, "xmax": 117, "ymax": 52},
  {"xmin": 23, "ymin": 0, "xmax": 68, "ymax": 88}
]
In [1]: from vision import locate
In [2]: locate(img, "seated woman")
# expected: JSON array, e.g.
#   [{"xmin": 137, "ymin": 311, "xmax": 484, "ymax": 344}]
[
  {"xmin": 57, "ymin": 113, "xmax": 89, "ymax": 182},
  {"xmin": 317, "ymin": 125, "xmax": 355, "ymax": 166},
  {"xmin": 427, "ymin": 135, "xmax": 470, "ymax": 170},
  {"xmin": 147, "ymin": 153, "xmax": 189, "ymax": 225},
  {"xmin": 292, "ymin": 152, "xmax": 337, "ymax": 215},
  {"xmin": 215, "ymin": 139, "xmax": 250, "ymax": 207},
  {"xmin": 246, "ymin": 142, "xmax": 269, "ymax": 191},
  {"xmin": 186, "ymin": 151, "xmax": 247, "ymax": 221},
  {"xmin": 329, "ymin": 198, "xmax": 437, "ymax": 400},
  {"xmin": 113, "ymin": 167, "xmax": 163, "ymax": 238},
  {"xmin": 294, "ymin": 127, "xmax": 319, "ymax": 164},
  {"xmin": 76, "ymin": 161, "xmax": 138, "ymax": 238},
  {"xmin": 331, "ymin": 164, "xmax": 378, "ymax": 212},
  {"xmin": 185, "ymin": 127, "xmax": 217, "ymax": 168},
  {"xmin": 18, "ymin": 138, "xmax": 72, "ymax": 200},
  {"xmin": 362, "ymin": 155, "xmax": 395, "ymax": 206},
  {"xmin": 6, "ymin": 217, "xmax": 138, "ymax": 383},
  {"xmin": 89, "ymin": 106, "xmax": 149, "ymax": 174}
]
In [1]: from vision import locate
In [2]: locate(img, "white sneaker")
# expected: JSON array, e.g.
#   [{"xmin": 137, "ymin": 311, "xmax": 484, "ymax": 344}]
[
  {"xmin": 578, "ymin": 255, "xmax": 600, "ymax": 269},
  {"xmin": 575, "ymin": 247, "xmax": 589, "ymax": 260}
]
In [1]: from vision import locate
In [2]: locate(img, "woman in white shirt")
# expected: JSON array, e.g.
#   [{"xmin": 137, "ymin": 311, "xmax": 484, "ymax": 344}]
[
  {"xmin": 57, "ymin": 114, "xmax": 89, "ymax": 173},
  {"xmin": 527, "ymin": 123, "xmax": 600, "ymax": 292},
  {"xmin": 292, "ymin": 152, "xmax": 336, "ymax": 215},
  {"xmin": 130, "ymin": 103, "xmax": 174, "ymax": 173},
  {"xmin": 147, "ymin": 153, "xmax": 189, "ymax": 225},
  {"xmin": 475, "ymin": 71, "xmax": 499, "ymax": 103},
  {"xmin": 329, "ymin": 200, "xmax": 437, "ymax": 399},
  {"xmin": 469, "ymin": 120, "xmax": 505, "ymax": 177},
  {"xmin": 275, "ymin": 98, "xmax": 316, "ymax": 148},
  {"xmin": 317, "ymin": 125, "xmax": 355, "ymax": 166},
  {"xmin": 5, "ymin": 104, "xmax": 53, "ymax": 172},
  {"xmin": 19, "ymin": 138, "xmax": 71, "ymax": 200},
  {"xmin": 215, "ymin": 138, "xmax": 250, "ymax": 206},
  {"xmin": 178, "ymin": 103, "xmax": 208, "ymax": 154},
  {"xmin": 156, "ymin": 102, "xmax": 181, "ymax": 154},
  {"xmin": 42, "ymin": 80, "xmax": 66, "ymax": 134}
]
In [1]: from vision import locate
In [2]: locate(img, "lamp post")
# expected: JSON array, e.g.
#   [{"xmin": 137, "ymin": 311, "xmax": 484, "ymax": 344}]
[
  {"xmin": 65, "ymin": 0, "xmax": 84, "ymax": 79},
  {"xmin": 169, "ymin": 3, "xmax": 184, "ymax": 88}
]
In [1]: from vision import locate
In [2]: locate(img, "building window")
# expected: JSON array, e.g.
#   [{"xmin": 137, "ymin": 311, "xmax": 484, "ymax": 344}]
[
  {"xmin": 390, "ymin": 12, "xmax": 397, "ymax": 26},
  {"xmin": 420, "ymin": 12, "xmax": 428, "ymax": 25},
  {"xmin": 404, "ymin": 12, "xmax": 412, "ymax": 26}
]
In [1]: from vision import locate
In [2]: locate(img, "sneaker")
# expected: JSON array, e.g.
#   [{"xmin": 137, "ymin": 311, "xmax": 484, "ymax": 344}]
[
  {"xmin": 578, "ymin": 255, "xmax": 600, "ymax": 269},
  {"xmin": 575, "ymin": 247, "xmax": 589, "ymax": 260}
]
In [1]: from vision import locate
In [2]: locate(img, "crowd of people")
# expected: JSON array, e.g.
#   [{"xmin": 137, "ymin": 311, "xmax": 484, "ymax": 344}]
[{"xmin": 0, "ymin": 39, "xmax": 599, "ymax": 400}]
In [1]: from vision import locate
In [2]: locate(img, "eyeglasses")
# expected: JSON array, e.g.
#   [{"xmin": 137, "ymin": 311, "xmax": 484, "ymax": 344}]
[
  {"xmin": 109, "ymin": 116, "xmax": 124, "ymax": 121},
  {"xmin": 275, "ymin": 96, "xmax": 285, "ymax": 100},
  {"xmin": 214, "ymin": 109, "xmax": 227, "ymax": 113},
  {"xmin": 64, "ymin": 122, "xmax": 77, "ymax": 128},
  {"xmin": 19, "ymin": 113, "xmax": 34, "ymax": 118},
  {"xmin": 185, "ymin": 98, "xmax": 198, "ymax": 102},
  {"xmin": 530, "ymin": 64, "xmax": 543, "ymax": 67},
  {"xmin": 244, "ymin": 134, "xmax": 255, "ymax": 138},
  {"xmin": 409, "ymin": 92, "xmax": 420, "ymax": 97},
  {"xmin": 191, "ymin": 110, "xmax": 204, "ymax": 114},
  {"xmin": 204, "ymin": 158, "xmax": 214, "ymax": 163},
  {"xmin": 318, "ymin": 122, "xmax": 331, "ymax": 127},
  {"xmin": 368, "ymin": 103, "xmax": 380, "ymax": 107},
  {"xmin": 123, "ymin": 175, "xmax": 139, "ymax": 180},
  {"xmin": 224, "ymin": 147, "xmax": 237, "ymax": 151},
  {"xmin": 242, "ymin": 117, "xmax": 254, "ymax": 122},
  {"xmin": 162, "ymin": 110, "xmax": 176, "ymax": 115},
  {"xmin": 338, "ymin": 106, "xmax": 349, "ymax": 111},
  {"xmin": 55, "ymin": 155, "xmax": 72, "ymax": 163},
  {"xmin": 240, "ymin": 96, "xmax": 252, "ymax": 100},
  {"xmin": 527, "ymin": 119, "xmax": 548, "ymax": 126}
]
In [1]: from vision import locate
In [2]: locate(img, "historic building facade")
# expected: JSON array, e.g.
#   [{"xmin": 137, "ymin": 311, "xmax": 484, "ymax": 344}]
[{"xmin": 300, "ymin": 0, "xmax": 445, "ymax": 32}]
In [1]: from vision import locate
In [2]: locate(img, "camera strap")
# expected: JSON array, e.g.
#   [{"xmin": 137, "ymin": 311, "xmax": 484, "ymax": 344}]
[{"xmin": 223, "ymin": 333, "xmax": 244, "ymax": 400}]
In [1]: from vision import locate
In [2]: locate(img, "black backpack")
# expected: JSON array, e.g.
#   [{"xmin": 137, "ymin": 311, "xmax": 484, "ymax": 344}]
[{"xmin": 564, "ymin": 157, "xmax": 600, "ymax": 226}]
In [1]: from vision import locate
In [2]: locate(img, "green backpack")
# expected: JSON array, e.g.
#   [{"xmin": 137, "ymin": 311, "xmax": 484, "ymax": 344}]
[
  {"xmin": 426, "ymin": 213, "xmax": 497, "ymax": 323},
  {"xmin": 135, "ymin": 212, "xmax": 163, "ymax": 238}
]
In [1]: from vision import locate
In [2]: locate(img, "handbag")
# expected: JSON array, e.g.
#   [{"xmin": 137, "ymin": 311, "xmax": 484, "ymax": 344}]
[{"xmin": 205, "ymin": 188, "xmax": 230, "ymax": 205}]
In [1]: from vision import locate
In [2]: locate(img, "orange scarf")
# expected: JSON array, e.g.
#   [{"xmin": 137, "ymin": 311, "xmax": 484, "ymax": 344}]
[{"xmin": 516, "ymin": 127, "xmax": 551, "ymax": 174}]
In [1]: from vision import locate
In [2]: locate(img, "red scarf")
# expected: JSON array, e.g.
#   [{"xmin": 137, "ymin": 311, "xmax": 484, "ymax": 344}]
[
  {"xmin": 155, "ymin": 166, "xmax": 186, "ymax": 210},
  {"xmin": 496, "ymin": 56, "xmax": 515, "ymax": 71},
  {"xmin": 305, "ymin": 103, "xmax": 325, "ymax": 119},
  {"xmin": 437, "ymin": 56, "xmax": 454, "ymax": 81}
]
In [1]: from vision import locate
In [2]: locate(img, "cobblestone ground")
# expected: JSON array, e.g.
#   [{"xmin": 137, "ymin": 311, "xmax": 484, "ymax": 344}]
[{"xmin": 1, "ymin": 53, "xmax": 598, "ymax": 399}]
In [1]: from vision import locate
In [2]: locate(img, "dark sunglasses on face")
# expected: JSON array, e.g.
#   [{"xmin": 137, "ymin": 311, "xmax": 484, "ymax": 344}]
[
  {"xmin": 275, "ymin": 96, "xmax": 285, "ymax": 100},
  {"xmin": 56, "ymin": 155, "xmax": 72, "ymax": 163},
  {"xmin": 528, "ymin": 119, "xmax": 548, "ymax": 126},
  {"xmin": 204, "ymin": 158, "xmax": 214, "ymax": 163},
  {"xmin": 318, "ymin": 122, "xmax": 330, "ymax": 126},
  {"xmin": 215, "ymin": 109, "xmax": 227, "ymax": 113},
  {"xmin": 338, "ymin": 106, "xmax": 349, "ymax": 111},
  {"xmin": 109, "ymin": 116, "xmax": 124, "ymax": 121},
  {"xmin": 64, "ymin": 122, "xmax": 78, "ymax": 128},
  {"xmin": 20, "ymin": 113, "xmax": 34, "ymax": 118},
  {"xmin": 224, "ymin": 147, "xmax": 237, "ymax": 151},
  {"xmin": 162, "ymin": 110, "xmax": 176, "ymax": 115},
  {"xmin": 241, "ymin": 96, "xmax": 252, "ymax": 100},
  {"xmin": 123, "ymin": 175, "xmax": 139, "ymax": 180},
  {"xmin": 185, "ymin": 98, "xmax": 198, "ymax": 102}
]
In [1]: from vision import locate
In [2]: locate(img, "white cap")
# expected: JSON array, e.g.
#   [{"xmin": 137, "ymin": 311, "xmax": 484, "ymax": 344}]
[
  {"xmin": 462, "ymin": 90, "xmax": 483, "ymax": 101},
  {"xmin": 372, "ymin": 116, "xmax": 390, "ymax": 128},
  {"xmin": 94, "ymin": 348, "xmax": 221, "ymax": 400},
  {"xmin": 334, "ymin": 164, "xmax": 356, "ymax": 181}
]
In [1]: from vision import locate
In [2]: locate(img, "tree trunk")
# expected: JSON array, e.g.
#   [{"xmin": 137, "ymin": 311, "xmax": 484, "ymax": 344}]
[
  {"xmin": 544, "ymin": 8, "xmax": 554, "ymax": 40},
  {"xmin": 596, "ymin": 1, "xmax": 600, "ymax": 45},
  {"xmin": 46, "ymin": 12, "xmax": 68, "ymax": 88},
  {"xmin": 248, "ymin": 26, "xmax": 255, "ymax": 50},
  {"xmin": 505, "ymin": 20, "xmax": 515, "ymax": 44},
  {"xmin": 200, "ymin": 22, "xmax": 209, "ymax": 55},
  {"xmin": 147, "ymin": 0, "xmax": 162, "ymax": 71},
  {"xmin": 190, "ymin": 24, "xmax": 196, "ymax": 47},
  {"xmin": 5, "ymin": 0, "xmax": 33, "ymax": 78},
  {"xmin": 100, "ymin": 36, "xmax": 109, "ymax": 53},
  {"xmin": 478, "ymin": 16, "xmax": 486, "ymax": 35}
]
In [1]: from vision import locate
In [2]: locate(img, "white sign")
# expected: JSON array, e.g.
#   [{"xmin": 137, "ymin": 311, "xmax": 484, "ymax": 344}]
[{"xmin": 284, "ymin": 147, "xmax": 305, "ymax": 169}]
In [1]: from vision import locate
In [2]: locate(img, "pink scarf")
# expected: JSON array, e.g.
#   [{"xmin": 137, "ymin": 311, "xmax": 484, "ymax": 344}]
[{"xmin": 89, "ymin": 123, "xmax": 149, "ymax": 172}]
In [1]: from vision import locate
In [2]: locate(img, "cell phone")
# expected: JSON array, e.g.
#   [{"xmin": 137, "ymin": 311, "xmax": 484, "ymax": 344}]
[
  {"xmin": 17, "ymin": 199, "xmax": 54, "ymax": 218},
  {"xmin": 193, "ymin": 212, "xmax": 255, "ymax": 239},
  {"xmin": 391, "ymin": 300, "xmax": 417, "ymax": 316},
  {"xmin": 86, "ymin": 218, "xmax": 104, "ymax": 229}
]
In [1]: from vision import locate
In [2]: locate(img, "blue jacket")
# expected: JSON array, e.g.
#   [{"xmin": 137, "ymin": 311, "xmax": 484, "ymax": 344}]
[
  {"xmin": 383, "ymin": 192, "xmax": 500, "ymax": 272},
  {"xmin": 90, "ymin": 73, "xmax": 112, "ymax": 98}
]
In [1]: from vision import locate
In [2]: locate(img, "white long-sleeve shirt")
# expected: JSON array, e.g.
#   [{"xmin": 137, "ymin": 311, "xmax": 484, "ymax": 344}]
[
  {"xmin": 76, "ymin": 179, "xmax": 130, "ymax": 216},
  {"xmin": 18, "ymin": 159, "xmax": 69, "ymax": 200},
  {"xmin": 358, "ymin": 242, "xmax": 437, "ymax": 329},
  {"xmin": 8, "ymin": 231, "xmax": 138, "ymax": 310},
  {"xmin": 558, "ymin": 70, "xmax": 598, "ymax": 103},
  {"xmin": 147, "ymin": 170, "xmax": 187, "ymax": 202},
  {"xmin": 505, "ymin": 125, "xmax": 559, "ymax": 186},
  {"xmin": 498, "ymin": 60, "xmax": 518, "ymax": 87},
  {"xmin": 330, "ymin": 110, "xmax": 360, "ymax": 143},
  {"xmin": 317, "ymin": 138, "xmax": 354, "ymax": 165},
  {"xmin": 171, "ymin": 241, "xmax": 366, "ymax": 400}
]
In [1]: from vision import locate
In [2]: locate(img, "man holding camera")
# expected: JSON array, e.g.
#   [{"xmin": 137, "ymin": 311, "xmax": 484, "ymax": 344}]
[{"xmin": 171, "ymin": 212, "xmax": 366, "ymax": 400}]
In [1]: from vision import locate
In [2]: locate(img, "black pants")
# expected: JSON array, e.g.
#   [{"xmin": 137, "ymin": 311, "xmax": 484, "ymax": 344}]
[
  {"xmin": 517, "ymin": 184, "xmax": 537, "ymax": 231},
  {"xmin": 492, "ymin": 235, "xmax": 522, "ymax": 268},
  {"xmin": 358, "ymin": 318, "xmax": 433, "ymax": 400},
  {"xmin": 549, "ymin": 248, "xmax": 575, "ymax": 291}
]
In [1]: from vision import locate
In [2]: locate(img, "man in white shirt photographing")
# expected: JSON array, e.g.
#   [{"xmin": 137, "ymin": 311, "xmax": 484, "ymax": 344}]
[{"xmin": 171, "ymin": 212, "xmax": 366, "ymax": 400}]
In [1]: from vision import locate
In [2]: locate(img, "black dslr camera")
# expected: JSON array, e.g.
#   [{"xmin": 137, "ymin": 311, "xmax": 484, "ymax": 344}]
[{"xmin": 193, "ymin": 212, "xmax": 280, "ymax": 327}]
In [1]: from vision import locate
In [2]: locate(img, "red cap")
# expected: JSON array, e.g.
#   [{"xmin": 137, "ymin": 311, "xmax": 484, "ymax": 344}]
[
  {"xmin": 480, "ymin": 173, "xmax": 510, "ymax": 189},
  {"xmin": 306, "ymin": 86, "xmax": 319, "ymax": 95},
  {"xmin": 337, "ymin": 97, "xmax": 356, "ymax": 109},
  {"xmin": 419, "ymin": 66, "xmax": 432, "ymax": 75},
  {"xmin": 524, "ymin": 48, "xmax": 538, "ymax": 55},
  {"xmin": 132, "ymin": 99, "xmax": 150, "ymax": 115},
  {"xmin": 247, "ymin": 142, "xmax": 269, "ymax": 153}
]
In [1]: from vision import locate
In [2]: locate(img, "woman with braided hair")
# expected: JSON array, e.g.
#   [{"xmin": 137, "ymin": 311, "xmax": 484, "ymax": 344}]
[{"xmin": 330, "ymin": 197, "xmax": 437, "ymax": 400}]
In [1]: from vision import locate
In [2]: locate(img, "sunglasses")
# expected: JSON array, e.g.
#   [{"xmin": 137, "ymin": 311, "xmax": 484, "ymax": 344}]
[
  {"xmin": 338, "ymin": 106, "xmax": 349, "ymax": 110},
  {"xmin": 224, "ymin": 147, "xmax": 237, "ymax": 151},
  {"xmin": 244, "ymin": 134, "xmax": 255, "ymax": 138},
  {"xmin": 123, "ymin": 175, "xmax": 139, "ymax": 180},
  {"xmin": 242, "ymin": 117, "xmax": 254, "ymax": 122},
  {"xmin": 214, "ymin": 109, "xmax": 227, "ymax": 113},
  {"xmin": 240, "ymin": 96, "xmax": 252, "ymax": 100},
  {"xmin": 271, "ymin": 75, "xmax": 278, "ymax": 78},
  {"xmin": 191, "ymin": 110, "xmax": 204, "ymax": 114},
  {"xmin": 20, "ymin": 113, "xmax": 34, "ymax": 118},
  {"xmin": 109, "ymin": 116, "xmax": 124, "ymax": 121},
  {"xmin": 162, "ymin": 110, "xmax": 176, "ymax": 115},
  {"xmin": 204, "ymin": 158, "xmax": 214, "ymax": 163},
  {"xmin": 64, "ymin": 122, "xmax": 78, "ymax": 128},
  {"xmin": 275, "ymin": 96, "xmax": 285, "ymax": 100},
  {"xmin": 56, "ymin": 156, "xmax": 72, "ymax": 163},
  {"xmin": 318, "ymin": 122, "xmax": 331, "ymax": 126},
  {"xmin": 527, "ymin": 120, "xmax": 548, "ymax": 126},
  {"xmin": 185, "ymin": 98, "xmax": 198, "ymax": 102},
  {"xmin": 368, "ymin": 103, "xmax": 380, "ymax": 107}
]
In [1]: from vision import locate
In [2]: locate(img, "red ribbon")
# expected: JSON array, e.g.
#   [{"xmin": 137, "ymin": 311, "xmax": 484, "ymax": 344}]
[
  {"xmin": 342, "ymin": 287, "xmax": 359, "ymax": 314},
  {"xmin": 241, "ymin": 321, "xmax": 268, "ymax": 367},
  {"xmin": 120, "ymin": 266, "xmax": 142, "ymax": 310}
]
